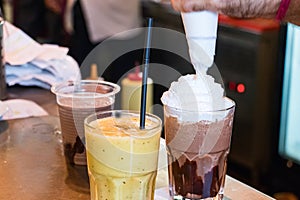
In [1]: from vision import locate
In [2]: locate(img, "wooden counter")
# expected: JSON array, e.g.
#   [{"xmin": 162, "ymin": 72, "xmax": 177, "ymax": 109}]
[
  {"xmin": 224, "ymin": 176, "xmax": 275, "ymax": 200},
  {"xmin": 0, "ymin": 86, "xmax": 275, "ymax": 200}
]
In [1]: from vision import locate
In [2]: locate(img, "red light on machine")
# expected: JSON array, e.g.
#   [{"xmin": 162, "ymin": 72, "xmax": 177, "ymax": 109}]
[{"xmin": 237, "ymin": 83, "xmax": 246, "ymax": 93}]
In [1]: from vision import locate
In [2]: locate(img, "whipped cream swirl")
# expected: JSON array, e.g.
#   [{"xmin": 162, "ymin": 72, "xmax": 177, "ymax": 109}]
[{"xmin": 161, "ymin": 74, "xmax": 226, "ymax": 122}]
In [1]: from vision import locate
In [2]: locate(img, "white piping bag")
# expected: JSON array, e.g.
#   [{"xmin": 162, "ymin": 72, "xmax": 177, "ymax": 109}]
[{"xmin": 181, "ymin": 11, "xmax": 218, "ymax": 73}]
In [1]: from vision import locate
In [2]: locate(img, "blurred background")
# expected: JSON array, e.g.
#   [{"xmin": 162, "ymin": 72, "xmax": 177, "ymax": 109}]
[{"xmin": 1, "ymin": 0, "xmax": 300, "ymax": 199}]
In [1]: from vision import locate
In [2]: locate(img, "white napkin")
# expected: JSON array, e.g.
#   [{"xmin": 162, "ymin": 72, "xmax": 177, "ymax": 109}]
[
  {"xmin": 0, "ymin": 100, "xmax": 9, "ymax": 119},
  {"xmin": 3, "ymin": 21, "xmax": 81, "ymax": 89},
  {"xmin": 0, "ymin": 99, "xmax": 48, "ymax": 121}
]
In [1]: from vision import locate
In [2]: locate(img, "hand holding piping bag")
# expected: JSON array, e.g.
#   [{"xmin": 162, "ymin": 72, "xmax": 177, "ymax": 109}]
[{"xmin": 171, "ymin": 0, "xmax": 300, "ymax": 25}]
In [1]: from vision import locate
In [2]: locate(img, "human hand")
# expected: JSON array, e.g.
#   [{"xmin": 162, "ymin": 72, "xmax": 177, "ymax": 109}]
[{"xmin": 170, "ymin": 0, "xmax": 281, "ymax": 19}]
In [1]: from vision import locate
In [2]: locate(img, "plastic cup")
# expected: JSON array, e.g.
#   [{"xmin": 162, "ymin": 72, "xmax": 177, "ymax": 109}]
[{"xmin": 51, "ymin": 80, "xmax": 120, "ymax": 192}]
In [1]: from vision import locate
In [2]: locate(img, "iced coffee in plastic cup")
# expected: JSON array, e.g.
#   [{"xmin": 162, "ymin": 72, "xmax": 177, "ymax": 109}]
[
  {"xmin": 84, "ymin": 110, "xmax": 162, "ymax": 200},
  {"xmin": 161, "ymin": 75, "xmax": 235, "ymax": 200},
  {"xmin": 51, "ymin": 80, "xmax": 120, "ymax": 192}
]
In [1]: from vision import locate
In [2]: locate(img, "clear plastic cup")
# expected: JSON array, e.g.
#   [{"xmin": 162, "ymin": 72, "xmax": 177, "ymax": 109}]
[{"xmin": 51, "ymin": 80, "xmax": 120, "ymax": 192}]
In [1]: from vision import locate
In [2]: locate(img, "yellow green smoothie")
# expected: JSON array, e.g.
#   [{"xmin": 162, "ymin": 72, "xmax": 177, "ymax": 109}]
[{"xmin": 84, "ymin": 111, "xmax": 162, "ymax": 200}]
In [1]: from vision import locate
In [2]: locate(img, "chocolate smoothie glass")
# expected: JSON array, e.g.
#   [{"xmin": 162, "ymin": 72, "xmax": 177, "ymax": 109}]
[
  {"xmin": 164, "ymin": 97, "xmax": 235, "ymax": 200},
  {"xmin": 51, "ymin": 80, "xmax": 120, "ymax": 192}
]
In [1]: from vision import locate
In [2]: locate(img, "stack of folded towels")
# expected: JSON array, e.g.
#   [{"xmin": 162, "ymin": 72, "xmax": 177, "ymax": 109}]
[{"xmin": 3, "ymin": 21, "xmax": 80, "ymax": 89}]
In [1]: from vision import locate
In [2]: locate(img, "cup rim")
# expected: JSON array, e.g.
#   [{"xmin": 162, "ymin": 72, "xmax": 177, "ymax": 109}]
[
  {"xmin": 51, "ymin": 80, "xmax": 120, "ymax": 98},
  {"xmin": 84, "ymin": 110, "xmax": 162, "ymax": 133},
  {"xmin": 164, "ymin": 96, "xmax": 235, "ymax": 113}
]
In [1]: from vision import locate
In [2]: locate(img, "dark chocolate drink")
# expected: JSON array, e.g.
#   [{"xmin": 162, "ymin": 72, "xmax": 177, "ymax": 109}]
[
  {"xmin": 58, "ymin": 97, "xmax": 113, "ymax": 192},
  {"xmin": 52, "ymin": 80, "xmax": 120, "ymax": 193},
  {"xmin": 164, "ymin": 106, "xmax": 234, "ymax": 200},
  {"xmin": 58, "ymin": 98, "xmax": 112, "ymax": 165}
]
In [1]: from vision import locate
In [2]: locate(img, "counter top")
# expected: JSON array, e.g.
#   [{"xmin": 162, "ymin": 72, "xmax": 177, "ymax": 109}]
[
  {"xmin": 0, "ymin": 86, "xmax": 275, "ymax": 199},
  {"xmin": 224, "ymin": 176, "xmax": 275, "ymax": 200}
]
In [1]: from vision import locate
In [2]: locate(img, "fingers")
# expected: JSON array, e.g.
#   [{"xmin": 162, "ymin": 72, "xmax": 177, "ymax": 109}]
[
  {"xmin": 170, "ymin": 0, "xmax": 196, "ymax": 12},
  {"xmin": 170, "ymin": 0, "xmax": 180, "ymax": 11},
  {"xmin": 170, "ymin": 0, "xmax": 281, "ymax": 19},
  {"xmin": 170, "ymin": 0, "xmax": 209, "ymax": 12}
]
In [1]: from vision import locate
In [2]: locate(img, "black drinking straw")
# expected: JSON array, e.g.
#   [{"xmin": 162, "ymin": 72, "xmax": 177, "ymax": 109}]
[{"xmin": 140, "ymin": 18, "xmax": 153, "ymax": 129}]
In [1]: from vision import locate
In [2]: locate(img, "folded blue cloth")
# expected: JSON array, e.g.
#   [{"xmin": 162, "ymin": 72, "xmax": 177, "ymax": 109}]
[
  {"xmin": 5, "ymin": 55, "xmax": 81, "ymax": 89},
  {"xmin": 3, "ymin": 21, "xmax": 81, "ymax": 89}
]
